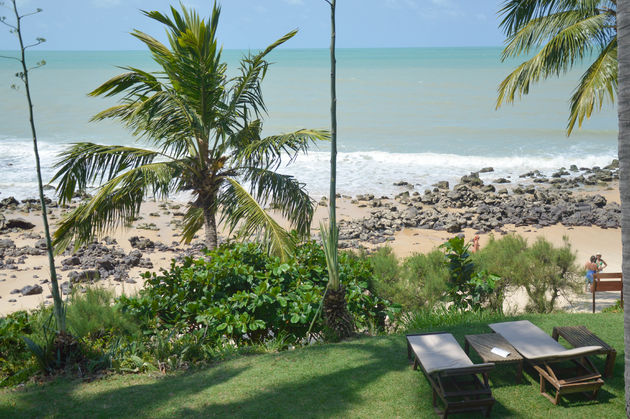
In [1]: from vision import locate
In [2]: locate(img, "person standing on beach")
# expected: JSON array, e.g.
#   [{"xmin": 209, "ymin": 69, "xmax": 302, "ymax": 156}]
[
  {"xmin": 595, "ymin": 253, "xmax": 607, "ymax": 271},
  {"xmin": 472, "ymin": 235, "xmax": 480, "ymax": 253},
  {"xmin": 585, "ymin": 256, "xmax": 598, "ymax": 292}
]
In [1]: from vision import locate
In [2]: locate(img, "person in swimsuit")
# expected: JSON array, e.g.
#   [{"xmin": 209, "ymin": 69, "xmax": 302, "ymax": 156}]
[
  {"xmin": 595, "ymin": 252, "xmax": 607, "ymax": 271},
  {"xmin": 585, "ymin": 255, "xmax": 598, "ymax": 291}
]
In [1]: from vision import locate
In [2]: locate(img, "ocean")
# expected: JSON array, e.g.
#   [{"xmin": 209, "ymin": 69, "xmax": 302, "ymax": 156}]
[{"xmin": 0, "ymin": 48, "xmax": 618, "ymax": 200}]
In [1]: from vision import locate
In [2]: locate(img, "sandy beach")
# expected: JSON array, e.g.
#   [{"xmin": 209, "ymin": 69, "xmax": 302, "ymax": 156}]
[{"xmin": 0, "ymin": 181, "xmax": 622, "ymax": 316}]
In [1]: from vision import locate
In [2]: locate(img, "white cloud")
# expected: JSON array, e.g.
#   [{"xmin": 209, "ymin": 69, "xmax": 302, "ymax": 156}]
[{"xmin": 284, "ymin": 0, "xmax": 304, "ymax": 5}]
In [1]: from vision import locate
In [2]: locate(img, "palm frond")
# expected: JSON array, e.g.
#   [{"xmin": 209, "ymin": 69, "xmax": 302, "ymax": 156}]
[
  {"xmin": 219, "ymin": 178, "xmax": 295, "ymax": 259},
  {"xmin": 226, "ymin": 30, "xmax": 298, "ymax": 121},
  {"xmin": 497, "ymin": 13, "xmax": 612, "ymax": 108},
  {"xmin": 567, "ymin": 36, "xmax": 617, "ymax": 134},
  {"xmin": 52, "ymin": 162, "xmax": 181, "ymax": 252},
  {"xmin": 242, "ymin": 167, "xmax": 315, "ymax": 237},
  {"xmin": 499, "ymin": 0, "xmax": 603, "ymax": 36},
  {"xmin": 234, "ymin": 128, "xmax": 329, "ymax": 170},
  {"xmin": 180, "ymin": 205, "xmax": 205, "ymax": 243},
  {"xmin": 51, "ymin": 143, "xmax": 164, "ymax": 204},
  {"xmin": 502, "ymin": 12, "xmax": 609, "ymax": 59}
]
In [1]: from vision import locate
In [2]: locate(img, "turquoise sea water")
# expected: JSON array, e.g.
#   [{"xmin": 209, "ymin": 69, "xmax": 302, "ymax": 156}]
[{"xmin": 0, "ymin": 48, "xmax": 618, "ymax": 199}]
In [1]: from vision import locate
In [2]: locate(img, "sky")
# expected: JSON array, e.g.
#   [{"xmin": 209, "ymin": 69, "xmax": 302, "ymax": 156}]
[{"xmin": 0, "ymin": 0, "xmax": 507, "ymax": 50}]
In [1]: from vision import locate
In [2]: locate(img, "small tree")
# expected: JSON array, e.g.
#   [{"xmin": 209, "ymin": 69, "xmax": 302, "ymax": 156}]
[
  {"xmin": 0, "ymin": 1, "xmax": 65, "ymax": 332},
  {"xmin": 440, "ymin": 236, "xmax": 499, "ymax": 311}
]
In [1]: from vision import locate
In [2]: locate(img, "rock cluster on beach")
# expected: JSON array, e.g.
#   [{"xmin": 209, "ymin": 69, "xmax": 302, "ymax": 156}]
[{"xmin": 336, "ymin": 161, "xmax": 621, "ymax": 248}]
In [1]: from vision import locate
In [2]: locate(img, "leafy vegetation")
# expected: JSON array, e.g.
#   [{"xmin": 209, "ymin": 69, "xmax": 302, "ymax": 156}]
[
  {"xmin": 473, "ymin": 234, "xmax": 581, "ymax": 313},
  {"xmin": 369, "ymin": 247, "xmax": 448, "ymax": 311},
  {"xmin": 440, "ymin": 236, "xmax": 500, "ymax": 311},
  {"xmin": 118, "ymin": 241, "xmax": 396, "ymax": 346}
]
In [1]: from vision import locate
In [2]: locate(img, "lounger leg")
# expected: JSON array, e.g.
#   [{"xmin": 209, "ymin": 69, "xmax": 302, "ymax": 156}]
[
  {"xmin": 605, "ymin": 350, "xmax": 616, "ymax": 378},
  {"xmin": 516, "ymin": 361, "xmax": 523, "ymax": 384}
]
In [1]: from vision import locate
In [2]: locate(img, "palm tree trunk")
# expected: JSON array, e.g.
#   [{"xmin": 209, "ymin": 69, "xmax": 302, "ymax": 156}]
[
  {"xmin": 203, "ymin": 207, "xmax": 218, "ymax": 249},
  {"xmin": 618, "ymin": 1, "xmax": 630, "ymax": 414}
]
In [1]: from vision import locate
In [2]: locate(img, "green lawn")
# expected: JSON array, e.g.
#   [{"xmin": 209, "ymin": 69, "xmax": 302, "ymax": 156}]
[{"xmin": 0, "ymin": 312, "xmax": 624, "ymax": 418}]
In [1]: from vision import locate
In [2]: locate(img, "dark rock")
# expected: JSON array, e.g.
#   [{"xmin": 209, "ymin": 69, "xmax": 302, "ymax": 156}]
[
  {"xmin": 129, "ymin": 236, "xmax": 155, "ymax": 250},
  {"xmin": 479, "ymin": 167, "xmax": 494, "ymax": 173},
  {"xmin": 69, "ymin": 270, "xmax": 100, "ymax": 283},
  {"xmin": 592, "ymin": 195, "xmax": 607, "ymax": 208},
  {"xmin": 0, "ymin": 239, "xmax": 15, "ymax": 248},
  {"xmin": 0, "ymin": 197, "xmax": 19, "ymax": 208},
  {"xmin": 20, "ymin": 284, "xmax": 43, "ymax": 296},
  {"xmin": 433, "ymin": 181, "xmax": 449, "ymax": 190},
  {"xmin": 5, "ymin": 218, "xmax": 35, "ymax": 230},
  {"xmin": 494, "ymin": 178, "xmax": 510, "ymax": 184},
  {"xmin": 62, "ymin": 256, "xmax": 81, "ymax": 266}
]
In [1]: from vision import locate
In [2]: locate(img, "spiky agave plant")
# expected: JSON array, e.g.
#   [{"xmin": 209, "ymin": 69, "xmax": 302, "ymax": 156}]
[
  {"xmin": 321, "ymin": 0, "xmax": 354, "ymax": 339},
  {"xmin": 51, "ymin": 3, "xmax": 328, "ymax": 258}
]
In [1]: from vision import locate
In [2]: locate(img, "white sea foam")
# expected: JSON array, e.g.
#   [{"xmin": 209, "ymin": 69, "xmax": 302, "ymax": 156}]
[
  {"xmin": 278, "ymin": 150, "xmax": 619, "ymax": 198},
  {"xmin": 0, "ymin": 138, "xmax": 618, "ymax": 201}
]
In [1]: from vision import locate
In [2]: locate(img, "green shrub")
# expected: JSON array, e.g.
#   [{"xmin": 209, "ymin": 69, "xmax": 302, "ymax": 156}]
[
  {"xmin": 66, "ymin": 287, "xmax": 139, "ymax": 338},
  {"xmin": 119, "ymin": 241, "xmax": 396, "ymax": 346},
  {"xmin": 440, "ymin": 236, "xmax": 499, "ymax": 311},
  {"xmin": 402, "ymin": 250, "xmax": 449, "ymax": 307},
  {"xmin": 369, "ymin": 247, "xmax": 448, "ymax": 311},
  {"xmin": 0, "ymin": 311, "xmax": 36, "ymax": 386},
  {"xmin": 473, "ymin": 235, "xmax": 581, "ymax": 313}
]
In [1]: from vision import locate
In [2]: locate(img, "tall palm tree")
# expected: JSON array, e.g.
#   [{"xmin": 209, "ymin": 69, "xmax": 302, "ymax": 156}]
[
  {"xmin": 617, "ymin": 0, "xmax": 630, "ymax": 412},
  {"xmin": 51, "ymin": 3, "xmax": 327, "ymax": 257},
  {"xmin": 497, "ymin": 0, "xmax": 617, "ymax": 135}
]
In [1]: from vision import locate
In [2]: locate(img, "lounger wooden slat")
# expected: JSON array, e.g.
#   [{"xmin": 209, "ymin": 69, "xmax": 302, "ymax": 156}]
[
  {"xmin": 489, "ymin": 320, "xmax": 604, "ymax": 405},
  {"xmin": 406, "ymin": 332, "xmax": 495, "ymax": 418}
]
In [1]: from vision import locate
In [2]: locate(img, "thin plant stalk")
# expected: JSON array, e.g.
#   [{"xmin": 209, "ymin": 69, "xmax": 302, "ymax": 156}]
[
  {"xmin": 325, "ymin": 0, "xmax": 339, "ymax": 290},
  {"xmin": 5, "ymin": 0, "xmax": 65, "ymax": 331}
]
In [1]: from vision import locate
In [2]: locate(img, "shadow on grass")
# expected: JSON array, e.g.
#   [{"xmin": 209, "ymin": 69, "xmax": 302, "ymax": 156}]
[
  {"xmin": 1, "ymin": 337, "xmax": 412, "ymax": 418},
  {"xmin": 0, "ymin": 362, "xmax": 248, "ymax": 418}
]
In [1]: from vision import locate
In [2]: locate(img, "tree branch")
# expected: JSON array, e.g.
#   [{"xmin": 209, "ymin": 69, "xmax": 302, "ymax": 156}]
[
  {"xmin": 0, "ymin": 17, "xmax": 17, "ymax": 30},
  {"xmin": 20, "ymin": 8, "xmax": 42, "ymax": 19},
  {"xmin": 24, "ymin": 39, "xmax": 44, "ymax": 49},
  {"xmin": 0, "ymin": 54, "xmax": 20, "ymax": 62}
]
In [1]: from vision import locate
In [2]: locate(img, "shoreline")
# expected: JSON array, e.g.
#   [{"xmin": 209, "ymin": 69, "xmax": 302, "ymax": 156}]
[{"xmin": 0, "ymin": 161, "xmax": 622, "ymax": 316}]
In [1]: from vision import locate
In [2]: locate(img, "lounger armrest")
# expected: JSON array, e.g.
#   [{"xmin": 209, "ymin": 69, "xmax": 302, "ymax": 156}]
[
  {"xmin": 438, "ymin": 363, "xmax": 495, "ymax": 377},
  {"xmin": 528, "ymin": 346, "xmax": 603, "ymax": 361}
]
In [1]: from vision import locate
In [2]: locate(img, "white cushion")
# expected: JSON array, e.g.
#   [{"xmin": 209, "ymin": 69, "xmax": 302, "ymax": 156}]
[
  {"xmin": 408, "ymin": 333, "xmax": 473, "ymax": 374},
  {"xmin": 489, "ymin": 320, "xmax": 601, "ymax": 360}
]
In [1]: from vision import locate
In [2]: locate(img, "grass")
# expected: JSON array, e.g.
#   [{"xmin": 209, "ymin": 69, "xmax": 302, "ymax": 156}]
[{"xmin": 0, "ymin": 312, "xmax": 624, "ymax": 418}]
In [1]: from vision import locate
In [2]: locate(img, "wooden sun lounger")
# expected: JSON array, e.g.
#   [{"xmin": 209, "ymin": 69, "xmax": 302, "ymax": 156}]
[
  {"xmin": 489, "ymin": 320, "xmax": 604, "ymax": 405},
  {"xmin": 406, "ymin": 332, "xmax": 495, "ymax": 418}
]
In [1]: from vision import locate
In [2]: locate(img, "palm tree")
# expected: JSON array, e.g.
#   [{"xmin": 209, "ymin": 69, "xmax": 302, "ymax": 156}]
[
  {"xmin": 616, "ymin": 0, "xmax": 630, "ymax": 412},
  {"xmin": 496, "ymin": 0, "xmax": 617, "ymax": 135},
  {"xmin": 51, "ymin": 3, "xmax": 327, "ymax": 257}
]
